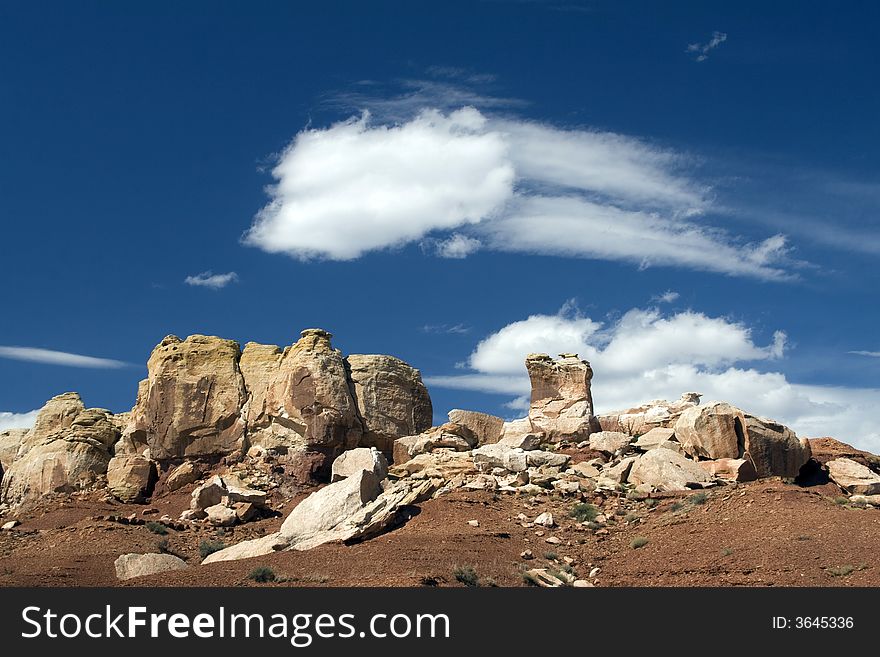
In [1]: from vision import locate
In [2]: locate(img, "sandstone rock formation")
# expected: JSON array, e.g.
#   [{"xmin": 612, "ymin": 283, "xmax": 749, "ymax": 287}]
[
  {"xmin": 121, "ymin": 335, "xmax": 247, "ymax": 460},
  {"xmin": 165, "ymin": 461, "xmax": 201, "ymax": 491},
  {"xmin": 241, "ymin": 330, "xmax": 362, "ymax": 455},
  {"xmin": 447, "ymin": 409, "xmax": 504, "ymax": 446},
  {"xmin": 392, "ymin": 423, "xmax": 475, "ymax": 464},
  {"xmin": 627, "ymin": 447, "xmax": 714, "ymax": 491},
  {"xmin": 107, "ymin": 455, "xmax": 157, "ymax": 503},
  {"xmin": 113, "ymin": 329, "xmax": 428, "ymax": 485},
  {"xmin": 526, "ymin": 353, "xmax": 596, "ymax": 441},
  {"xmin": 826, "ymin": 458, "xmax": 880, "ymax": 495},
  {"xmin": 744, "ymin": 415, "xmax": 811, "ymax": 478},
  {"xmin": 0, "ymin": 394, "xmax": 119, "ymax": 506},
  {"xmin": 0, "ymin": 429, "xmax": 27, "ymax": 473},
  {"xmin": 347, "ymin": 354, "xmax": 432, "ymax": 453},
  {"xmin": 598, "ymin": 393, "xmax": 701, "ymax": 435},
  {"xmin": 588, "ymin": 431, "xmax": 631, "ymax": 456},
  {"xmin": 114, "ymin": 553, "xmax": 188, "ymax": 581},
  {"xmin": 674, "ymin": 402, "xmax": 746, "ymax": 460},
  {"xmin": 331, "ymin": 447, "xmax": 388, "ymax": 482}
]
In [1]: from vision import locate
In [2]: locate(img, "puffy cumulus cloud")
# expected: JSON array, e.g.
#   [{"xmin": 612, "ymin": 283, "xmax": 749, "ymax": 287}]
[
  {"xmin": 426, "ymin": 304, "xmax": 880, "ymax": 452},
  {"xmin": 245, "ymin": 108, "xmax": 514, "ymax": 260},
  {"xmin": 184, "ymin": 271, "xmax": 239, "ymax": 289},
  {"xmin": 0, "ymin": 346, "xmax": 129, "ymax": 369},
  {"xmin": 0, "ymin": 409, "xmax": 39, "ymax": 431},
  {"xmin": 245, "ymin": 106, "xmax": 795, "ymax": 280}
]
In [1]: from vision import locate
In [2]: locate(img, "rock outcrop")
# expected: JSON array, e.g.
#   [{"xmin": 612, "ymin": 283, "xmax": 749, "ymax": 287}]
[
  {"xmin": 392, "ymin": 423, "xmax": 476, "ymax": 464},
  {"xmin": 347, "ymin": 354, "xmax": 432, "ymax": 453},
  {"xmin": 674, "ymin": 402, "xmax": 746, "ymax": 460},
  {"xmin": 241, "ymin": 330, "xmax": 362, "ymax": 455},
  {"xmin": 121, "ymin": 335, "xmax": 247, "ymax": 460},
  {"xmin": 597, "ymin": 393, "xmax": 701, "ymax": 435},
  {"xmin": 447, "ymin": 409, "xmax": 504, "ymax": 446},
  {"xmin": 0, "ymin": 394, "xmax": 118, "ymax": 506},
  {"xmin": 114, "ymin": 329, "xmax": 427, "ymax": 484},
  {"xmin": 744, "ymin": 415, "xmax": 811, "ymax": 478},
  {"xmin": 826, "ymin": 458, "xmax": 880, "ymax": 495},
  {"xmin": 526, "ymin": 353, "xmax": 596, "ymax": 441}
]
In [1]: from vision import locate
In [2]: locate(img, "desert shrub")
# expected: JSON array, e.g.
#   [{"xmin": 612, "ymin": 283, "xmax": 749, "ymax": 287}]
[
  {"xmin": 630, "ymin": 536, "xmax": 649, "ymax": 549},
  {"xmin": 720, "ymin": 547, "xmax": 734, "ymax": 556},
  {"xmin": 624, "ymin": 512, "xmax": 639, "ymax": 524},
  {"xmin": 543, "ymin": 552, "xmax": 558, "ymax": 561},
  {"xmin": 522, "ymin": 572, "xmax": 540, "ymax": 587},
  {"xmin": 453, "ymin": 566, "xmax": 479, "ymax": 587},
  {"xmin": 145, "ymin": 521, "xmax": 168, "ymax": 536},
  {"xmin": 689, "ymin": 492, "xmax": 709, "ymax": 505},
  {"xmin": 644, "ymin": 498, "xmax": 658, "ymax": 509},
  {"xmin": 199, "ymin": 539, "xmax": 227, "ymax": 559},
  {"xmin": 669, "ymin": 502, "xmax": 685, "ymax": 512},
  {"xmin": 570, "ymin": 502, "xmax": 599, "ymax": 522},
  {"xmin": 827, "ymin": 565, "xmax": 857, "ymax": 577},
  {"xmin": 248, "ymin": 566, "xmax": 277, "ymax": 583},
  {"xmin": 833, "ymin": 496, "xmax": 849, "ymax": 505}
]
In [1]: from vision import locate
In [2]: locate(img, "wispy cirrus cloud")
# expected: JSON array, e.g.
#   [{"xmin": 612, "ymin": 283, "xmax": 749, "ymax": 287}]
[
  {"xmin": 0, "ymin": 346, "xmax": 129, "ymax": 369},
  {"xmin": 184, "ymin": 271, "xmax": 239, "ymax": 290},
  {"xmin": 422, "ymin": 323, "xmax": 472, "ymax": 335},
  {"xmin": 687, "ymin": 31, "xmax": 728, "ymax": 62},
  {"xmin": 849, "ymin": 350, "xmax": 880, "ymax": 358},
  {"xmin": 244, "ymin": 101, "xmax": 796, "ymax": 281}
]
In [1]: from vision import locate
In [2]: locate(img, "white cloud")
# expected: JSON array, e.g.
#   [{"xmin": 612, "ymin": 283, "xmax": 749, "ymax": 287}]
[
  {"xmin": 0, "ymin": 410, "xmax": 39, "ymax": 431},
  {"xmin": 245, "ymin": 106, "xmax": 795, "ymax": 280},
  {"xmin": 0, "ymin": 346, "xmax": 129, "ymax": 369},
  {"xmin": 652, "ymin": 290, "xmax": 680, "ymax": 304},
  {"xmin": 426, "ymin": 304, "xmax": 880, "ymax": 452},
  {"xmin": 849, "ymin": 350, "xmax": 880, "ymax": 358},
  {"xmin": 429, "ymin": 233, "xmax": 482, "ymax": 259},
  {"xmin": 245, "ymin": 108, "xmax": 514, "ymax": 260},
  {"xmin": 687, "ymin": 31, "xmax": 728, "ymax": 62},
  {"xmin": 422, "ymin": 323, "xmax": 471, "ymax": 335},
  {"xmin": 184, "ymin": 271, "xmax": 239, "ymax": 289}
]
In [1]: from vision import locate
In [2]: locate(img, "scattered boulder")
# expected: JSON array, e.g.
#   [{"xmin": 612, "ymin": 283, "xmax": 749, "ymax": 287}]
[
  {"xmin": 588, "ymin": 431, "xmax": 631, "ymax": 456},
  {"xmin": 534, "ymin": 512, "xmax": 555, "ymax": 527},
  {"xmin": 107, "ymin": 455, "xmax": 157, "ymax": 503},
  {"xmin": 498, "ymin": 432, "xmax": 543, "ymax": 450},
  {"xmin": 331, "ymin": 447, "xmax": 388, "ymax": 482},
  {"xmin": 598, "ymin": 393, "xmax": 701, "ymax": 435},
  {"xmin": 392, "ymin": 424, "xmax": 475, "ymax": 464},
  {"xmin": 699, "ymin": 458, "xmax": 757, "ymax": 482},
  {"xmin": 165, "ymin": 461, "xmax": 201, "ymax": 491},
  {"xmin": 387, "ymin": 450, "xmax": 476, "ymax": 480},
  {"xmin": 744, "ymin": 415, "xmax": 811, "ymax": 478},
  {"xmin": 674, "ymin": 402, "xmax": 746, "ymax": 460},
  {"xmin": 205, "ymin": 503, "xmax": 238, "ymax": 527},
  {"xmin": 634, "ymin": 427, "xmax": 676, "ymax": 451},
  {"xmin": 598, "ymin": 456, "xmax": 637, "ymax": 488},
  {"xmin": 280, "ymin": 469, "xmax": 383, "ymax": 542},
  {"xmin": 447, "ymin": 409, "xmax": 504, "ymax": 446},
  {"xmin": 188, "ymin": 474, "xmax": 267, "ymax": 522},
  {"xmin": 826, "ymin": 458, "xmax": 880, "ymax": 495},
  {"xmin": 114, "ymin": 553, "xmax": 188, "ymax": 581},
  {"xmin": 526, "ymin": 353, "xmax": 595, "ymax": 441},
  {"xmin": 628, "ymin": 447, "xmax": 714, "ymax": 491},
  {"xmin": 347, "ymin": 354, "xmax": 432, "ymax": 453}
]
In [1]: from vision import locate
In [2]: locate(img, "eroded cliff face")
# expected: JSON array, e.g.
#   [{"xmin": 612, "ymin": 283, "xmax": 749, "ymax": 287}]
[
  {"xmin": 119, "ymin": 335, "xmax": 248, "ymax": 460},
  {"xmin": 345, "ymin": 353, "xmax": 432, "ymax": 453},
  {"xmin": 116, "ymin": 329, "xmax": 427, "ymax": 473}
]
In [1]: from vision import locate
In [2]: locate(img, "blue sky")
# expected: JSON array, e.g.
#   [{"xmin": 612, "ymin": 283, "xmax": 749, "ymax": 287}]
[{"xmin": 2, "ymin": 1, "xmax": 879, "ymax": 449}]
